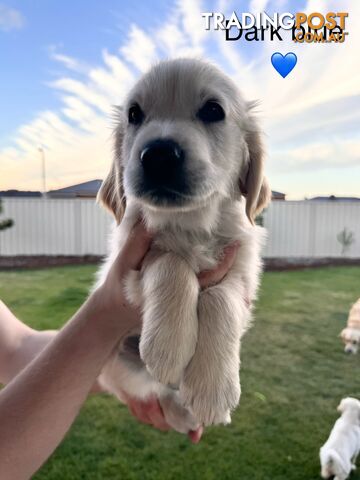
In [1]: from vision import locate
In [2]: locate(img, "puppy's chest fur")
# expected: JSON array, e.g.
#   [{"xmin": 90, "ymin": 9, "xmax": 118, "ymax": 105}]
[
  {"xmin": 151, "ymin": 228, "xmax": 225, "ymax": 272},
  {"xmin": 121, "ymin": 197, "xmax": 259, "ymax": 272},
  {"xmin": 98, "ymin": 197, "xmax": 264, "ymax": 314}
]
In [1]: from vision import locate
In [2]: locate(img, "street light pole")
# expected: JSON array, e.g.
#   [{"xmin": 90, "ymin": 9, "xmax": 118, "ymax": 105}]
[{"xmin": 38, "ymin": 147, "xmax": 47, "ymax": 198}]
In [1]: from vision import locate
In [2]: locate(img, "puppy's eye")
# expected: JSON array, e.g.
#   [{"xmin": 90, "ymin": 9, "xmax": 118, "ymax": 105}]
[
  {"xmin": 353, "ymin": 340, "xmax": 357, "ymax": 345},
  {"xmin": 197, "ymin": 100, "xmax": 225, "ymax": 123},
  {"xmin": 128, "ymin": 103, "xmax": 144, "ymax": 126}
]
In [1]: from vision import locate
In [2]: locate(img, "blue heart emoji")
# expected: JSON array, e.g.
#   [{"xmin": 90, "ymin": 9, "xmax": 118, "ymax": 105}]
[{"xmin": 271, "ymin": 52, "xmax": 297, "ymax": 78}]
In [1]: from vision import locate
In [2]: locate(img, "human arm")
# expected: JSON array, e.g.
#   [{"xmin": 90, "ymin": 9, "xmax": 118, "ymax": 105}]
[
  {"xmin": 0, "ymin": 222, "xmax": 152, "ymax": 480},
  {"xmin": 0, "ymin": 300, "xmax": 57, "ymax": 385}
]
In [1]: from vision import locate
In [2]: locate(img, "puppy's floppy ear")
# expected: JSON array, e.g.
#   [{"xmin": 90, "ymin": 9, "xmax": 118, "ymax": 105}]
[
  {"xmin": 239, "ymin": 108, "xmax": 271, "ymax": 225},
  {"xmin": 340, "ymin": 328, "xmax": 347, "ymax": 340},
  {"xmin": 97, "ymin": 114, "xmax": 126, "ymax": 224},
  {"xmin": 97, "ymin": 161, "xmax": 125, "ymax": 224},
  {"xmin": 337, "ymin": 398, "xmax": 348, "ymax": 413}
]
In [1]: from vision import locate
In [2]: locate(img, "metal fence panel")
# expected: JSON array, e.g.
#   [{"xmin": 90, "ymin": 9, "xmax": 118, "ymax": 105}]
[
  {"xmin": 0, "ymin": 198, "xmax": 111, "ymax": 256},
  {"xmin": 263, "ymin": 201, "xmax": 360, "ymax": 258},
  {"xmin": 0, "ymin": 198, "xmax": 359, "ymax": 258}
]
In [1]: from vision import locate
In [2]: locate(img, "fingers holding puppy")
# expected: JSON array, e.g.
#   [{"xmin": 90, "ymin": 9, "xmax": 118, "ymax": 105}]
[
  {"xmin": 125, "ymin": 394, "xmax": 204, "ymax": 443},
  {"xmin": 198, "ymin": 242, "xmax": 240, "ymax": 289},
  {"xmin": 126, "ymin": 395, "xmax": 170, "ymax": 431}
]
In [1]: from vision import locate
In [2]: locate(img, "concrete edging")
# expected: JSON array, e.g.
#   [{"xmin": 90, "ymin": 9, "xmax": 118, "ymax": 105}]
[{"xmin": 0, "ymin": 256, "xmax": 359, "ymax": 271}]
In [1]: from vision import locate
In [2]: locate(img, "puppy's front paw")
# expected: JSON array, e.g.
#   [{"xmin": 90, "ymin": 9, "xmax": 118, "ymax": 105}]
[
  {"xmin": 140, "ymin": 332, "xmax": 195, "ymax": 386},
  {"xmin": 139, "ymin": 252, "xmax": 199, "ymax": 387},
  {"xmin": 180, "ymin": 364, "xmax": 240, "ymax": 426}
]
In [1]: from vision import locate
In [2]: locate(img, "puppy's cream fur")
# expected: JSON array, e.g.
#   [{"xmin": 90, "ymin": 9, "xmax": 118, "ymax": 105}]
[
  {"xmin": 320, "ymin": 398, "xmax": 360, "ymax": 480},
  {"xmin": 341, "ymin": 299, "xmax": 360, "ymax": 354},
  {"xmin": 96, "ymin": 58, "xmax": 270, "ymax": 428}
]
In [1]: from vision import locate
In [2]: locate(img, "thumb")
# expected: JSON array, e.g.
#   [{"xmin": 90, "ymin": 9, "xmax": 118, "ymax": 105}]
[{"xmin": 116, "ymin": 221, "xmax": 153, "ymax": 274}]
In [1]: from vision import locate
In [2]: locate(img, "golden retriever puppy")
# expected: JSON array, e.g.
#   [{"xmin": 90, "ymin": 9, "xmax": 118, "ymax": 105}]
[
  {"xmin": 341, "ymin": 299, "xmax": 360, "ymax": 354},
  {"xmin": 96, "ymin": 58, "xmax": 270, "ymax": 427},
  {"xmin": 320, "ymin": 397, "xmax": 360, "ymax": 480}
]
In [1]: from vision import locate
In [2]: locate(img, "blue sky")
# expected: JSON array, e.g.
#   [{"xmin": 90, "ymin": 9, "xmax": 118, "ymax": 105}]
[
  {"xmin": 0, "ymin": 0, "xmax": 359, "ymax": 198},
  {"xmin": 0, "ymin": 0, "xmax": 173, "ymax": 143}
]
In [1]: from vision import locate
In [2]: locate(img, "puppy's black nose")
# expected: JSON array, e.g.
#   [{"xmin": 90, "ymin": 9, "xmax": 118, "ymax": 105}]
[{"xmin": 140, "ymin": 139, "xmax": 184, "ymax": 183}]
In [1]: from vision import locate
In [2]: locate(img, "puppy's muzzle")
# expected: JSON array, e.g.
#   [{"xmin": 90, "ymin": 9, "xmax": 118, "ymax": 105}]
[
  {"xmin": 344, "ymin": 345, "xmax": 356, "ymax": 354},
  {"xmin": 139, "ymin": 138, "xmax": 189, "ymax": 203}
]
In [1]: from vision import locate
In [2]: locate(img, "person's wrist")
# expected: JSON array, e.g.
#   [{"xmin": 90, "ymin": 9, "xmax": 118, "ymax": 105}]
[{"xmin": 85, "ymin": 286, "xmax": 139, "ymax": 340}]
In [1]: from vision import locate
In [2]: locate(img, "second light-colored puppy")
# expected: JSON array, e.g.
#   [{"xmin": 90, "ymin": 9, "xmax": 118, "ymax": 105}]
[
  {"xmin": 320, "ymin": 397, "xmax": 360, "ymax": 480},
  {"xmin": 341, "ymin": 299, "xmax": 360, "ymax": 354}
]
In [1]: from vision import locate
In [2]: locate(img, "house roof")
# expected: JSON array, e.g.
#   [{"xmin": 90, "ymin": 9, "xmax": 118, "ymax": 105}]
[
  {"xmin": 0, "ymin": 190, "xmax": 42, "ymax": 197},
  {"xmin": 309, "ymin": 195, "xmax": 360, "ymax": 202},
  {"xmin": 48, "ymin": 179, "xmax": 102, "ymax": 197},
  {"xmin": 2, "ymin": 180, "xmax": 287, "ymax": 201}
]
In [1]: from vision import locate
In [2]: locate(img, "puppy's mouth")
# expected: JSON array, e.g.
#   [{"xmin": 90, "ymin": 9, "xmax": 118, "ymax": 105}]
[
  {"xmin": 139, "ymin": 185, "xmax": 194, "ymax": 207},
  {"xmin": 133, "ymin": 184, "xmax": 218, "ymax": 213}
]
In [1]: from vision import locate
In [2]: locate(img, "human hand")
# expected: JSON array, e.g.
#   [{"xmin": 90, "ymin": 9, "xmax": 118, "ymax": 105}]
[
  {"xmin": 123, "ymin": 393, "xmax": 203, "ymax": 444},
  {"xmin": 93, "ymin": 220, "xmax": 152, "ymax": 331},
  {"xmin": 198, "ymin": 242, "xmax": 240, "ymax": 289}
]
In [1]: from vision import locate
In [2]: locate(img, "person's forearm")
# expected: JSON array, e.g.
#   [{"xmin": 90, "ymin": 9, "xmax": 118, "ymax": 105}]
[
  {"xmin": 0, "ymin": 292, "xmax": 134, "ymax": 480},
  {"xmin": 0, "ymin": 300, "xmax": 34, "ymax": 383},
  {"xmin": 0, "ymin": 300, "xmax": 102, "ymax": 391},
  {"xmin": 1, "ymin": 327, "xmax": 57, "ymax": 385}
]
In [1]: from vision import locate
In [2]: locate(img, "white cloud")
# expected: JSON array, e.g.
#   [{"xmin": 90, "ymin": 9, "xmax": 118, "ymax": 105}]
[
  {"xmin": 120, "ymin": 25, "xmax": 157, "ymax": 72},
  {"xmin": 0, "ymin": 4, "xmax": 24, "ymax": 31},
  {"xmin": 249, "ymin": 0, "xmax": 269, "ymax": 12},
  {"xmin": 49, "ymin": 50, "xmax": 89, "ymax": 74},
  {"xmin": 271, "ymin": 138, "xmax": 360, "ymax": 173},
  {"xmin": 50, "ymin": 77, "xmax": 111, "ymax": 114},
  {"xmin": 176, "ymin": 0, "xmax": 206, "ymax": 47}
]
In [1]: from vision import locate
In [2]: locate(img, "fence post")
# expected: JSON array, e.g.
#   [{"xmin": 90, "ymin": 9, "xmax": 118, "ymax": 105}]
[
  {"xmin": 309, "ymin": 202, "xmax": 317, "ymax": 257},
  {"xmin": 74, "ymin": 200, "xmax": 82, "ymax": 255}
]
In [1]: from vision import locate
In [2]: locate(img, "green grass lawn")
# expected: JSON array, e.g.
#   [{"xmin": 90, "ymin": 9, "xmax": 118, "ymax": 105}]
[{"xmin": 1, "ymin": 265, "xmax": 360, "ymax": 480}]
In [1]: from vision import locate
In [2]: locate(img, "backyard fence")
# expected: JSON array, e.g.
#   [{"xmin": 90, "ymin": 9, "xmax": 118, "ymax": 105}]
[
  {"xmin": 0, "ymin": 198, "xmax": 110, "ymax": 256},
  {"xmin": 0, "ymin": 198, "xmax": 359, "ymax": 258},
  {"xmin": 263, "ymin": 200, "xmax": 360, "ymax": 258}
]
